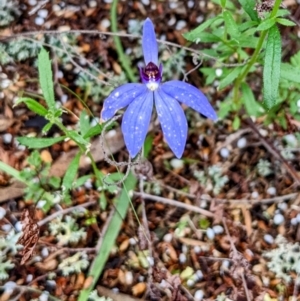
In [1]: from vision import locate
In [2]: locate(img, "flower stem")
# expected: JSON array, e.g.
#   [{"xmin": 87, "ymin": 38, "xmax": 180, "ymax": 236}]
[
  {"xmin": 110, "ymin": 0, "xmax": 137, "ymax": 83},
  {"xmin": 233, "ymin": 0, "xmax": 282, "ymax": 103}
]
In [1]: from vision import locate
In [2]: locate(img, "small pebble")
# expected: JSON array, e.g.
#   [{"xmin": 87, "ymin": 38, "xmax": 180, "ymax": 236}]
[
  {"xmin": 41, "ymin": 247, "xmax": 49, "ymax": 258},
  {"xmin": 88, "ymin": 0, "xmax": 97, "ymax": 7},
  {"xmin": 237, "ymin": 137, "xmax": 247, "ymax": 148},
  {"xmin": 0, "ymin": 79, "xmax": 11, "ymax": 89},
  {"xmin": 297, "ymin": 99, "xmax": 300, "ymax": 108},
  {"xmin": 129, "ymin": 237, "xmax": 137, "ymax": 245},
  {"xmin": 15, "ymin": 221, "xmax": 22, "ymax": 232},
  {"xmin": 186, "ymin": 279, "xmax": 195, "ymax": 287},
  {"xmin": 221, "ymin": 260, "xmax": 230, "ymax": 270},
  {"xmin": 296, "ymin": 213, "xmax": 300, "ymax": 223},
  {"xmin": 35, "ymin": 17, "xmax": 45, "ymax": 26},
  {"xmin": 176, "ymin": 20, "xmax": 187, "ymax": 30},
  {"xmin": 179, "ymin": 253, "xmax": 187, "ymax": 263},
  {"xmin": 28, "ymin": 0, "xmax": 37, "ymax": 5},
  {"xmin": 125, "ymin": 271, "xmax": 133, "ymax": 285},
  {"xmin": 4, "ymin": 281, "xmax": 17, "ymax": 292},
  {"xmin": 182, "ymin": 244, "xmax": 188, "ymax": 254},
  {"xmin": 37, "ymin": 200, "xmax": 47, "ymax": 208},
  {"xmin": 163, "ymin": 233, "xmax": 173, "ymax": 242},
  {"xmin": 194, "ymin": 289, "xmax": 204, "ymax": 301},
  {"xmin": 277, "ymin": 202, "xmax": 287, "ymax": 211},
  {"xmin": 215, "ymin": 68, "xmax": 223, "ymax": 77},
  {"xmin": 206, "ymin": 228, "xmax": 215, "ymax": 240},
  {"xmin": 220, "ymin": 147, "xmax": 230, "ymax": 158},
  {"xmin": 100, "ymin": 19, "xmax": 110, "ymax": 29},
  {"xmin": 0, "ymin": 207, "xmax": 6, "ymax": 219},
  {"xmin": 267, "ymin": 186, "xmax": 276, "ymax": 195},
  {"xmin": 251, "ymin": 191, "xmax": 259, "ymax": 199},
  {"xmin": 273, "ymin": 213, "xmax": 284, "ymax": 225},
  {"xmin": 213, "ymin": 225, "xmax": 224, "ymax": 234},
  {"xmin": 194, "ymin": 245, "xmax": 201, "ymax": 254},
  {"xmin": 147, "ymin": 256, "xmax": 154, "ymax": 266},
  {"xmin": 169, "ymin": 2, "xmax": 178, "ymax": 9},
  {"xmin": 170, "ymin": 158, "xmax": 184, "ymax": 169},
  {"xmin": 38, "ymin": 9, "xmax": 48, "ymax": 18},
  {"xmin": 141, "ymin": 0, "xmax": 150, "ymax": 5},
  {"xmin": 291, "ymin": 217, "xmax": 298, "ymax": 226},
  {"xmin": 264, "ymin": 234, "xmax": 274, "ymax": 244},
  {"xmin": 195, "ymin": 270, "xmax": 203, "ymax": 281},
  {"xmin": 168, "ymin": 16, "xmax": 176, "ymax": 26},
  {"xmin": 26, "ymin": 274, "xmax": 33, "ymax": 282},
  {"xmin": 187, "ymin": 0, "xmax": 194, "ymax": 8}
]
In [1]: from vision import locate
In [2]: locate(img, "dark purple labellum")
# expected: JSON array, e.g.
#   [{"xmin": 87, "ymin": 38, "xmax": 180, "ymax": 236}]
[{"xmin": 140, "ymin": 62, "xmax": 162, "ymax": 84}]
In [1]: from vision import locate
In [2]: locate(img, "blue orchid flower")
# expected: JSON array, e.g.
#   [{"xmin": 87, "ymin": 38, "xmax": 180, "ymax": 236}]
[{"xmin": 101, "ymin": 18, "xmax": 217, "ymax": 158}]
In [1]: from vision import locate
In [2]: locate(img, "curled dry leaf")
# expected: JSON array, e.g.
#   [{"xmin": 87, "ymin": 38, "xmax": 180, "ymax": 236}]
[{"xmin": 17, "ymin": 208, "xmax": 40, "ymax": 265}]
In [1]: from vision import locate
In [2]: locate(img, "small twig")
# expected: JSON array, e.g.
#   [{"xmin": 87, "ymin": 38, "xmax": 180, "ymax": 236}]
[
  {"xmin": 134, "ymin": 191, "xmax": 215, "ymax": 218},
  {"xmin": 38, "ymin": 200, "xmax": 96, "ymax": 226},
  {"xmin": 28, "ymin": 0, "xmax": 49, "ymax": 15}
]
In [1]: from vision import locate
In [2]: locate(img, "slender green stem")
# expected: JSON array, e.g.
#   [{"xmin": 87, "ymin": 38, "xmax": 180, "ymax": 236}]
[
  {"xmin": 110, "ymin": 0, "xmax": 137, "ymax": 82},
  {"xmin": 55, "ymin": 120, "xmax": 103, "ymax": 185},
  {"xmin": 233, "ymin": 0, "xmax": 282, "ymax": 103}
]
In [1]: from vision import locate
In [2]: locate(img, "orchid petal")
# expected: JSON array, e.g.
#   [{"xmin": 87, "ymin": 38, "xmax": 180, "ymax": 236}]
[
  {"xmin": 142, "ymin": 18, "xmax": 158, "ymax": 66},
  {"xmin": 161, "ymin": 80, "xmax": 217, "ymax": 120},
  {"xmin": 155, "ymin": 89, "xmax": 188, "ymax": 158},
  {"xmin": 122, "ymin": 91, "xmax": 153, "ymax": 157},
  {"xmin": 101, "ymin": 84, "xmax": 147, "ymax": 121}
]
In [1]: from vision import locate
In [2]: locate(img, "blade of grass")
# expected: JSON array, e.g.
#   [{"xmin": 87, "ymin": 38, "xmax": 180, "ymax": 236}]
[
  {"xmin": 0, "ymin": 161, "xmax": 30, "ymax": 185},
  {"xmin": 78, "ymin": 172, "xmax": 137, "ymax": 301}
]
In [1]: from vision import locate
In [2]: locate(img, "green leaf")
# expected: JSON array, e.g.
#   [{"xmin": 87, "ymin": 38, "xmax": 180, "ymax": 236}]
[
  {"xmin": 62, "ymin": 151, "xmax": 81, "ymax": 192},
  {"xmin": 183, "ymin": 16, "xmax": 222, "ymax": 42},
  {"xmin": 0, "ymin": 161, "xmax": 29, "ymax": 184},
  {"xmin": 276, "ymin": 18, "xmax": 296, "ymax": 27},
  {"xmin": 238, "ymin": 0, "xmax": 259, "ymax": 21},
  {"xmin": 280, "ymin": 63, "xmax": 300, "ymax": 84},
  {"xmin": 241, "ymin": 83, "xmax": 264, "ymax": 116},
  {"xmin": 83, "ymin": 124, "xmax": 104, "ymax": 139},
  {"xmin": 79, "ymin": 110, "xmax": 90, "ymax": 137},
  {"xmin": 218, "ymin": 67, "xmax": 243, "ymax": 90},
  {"xmin": 38, "ymin": 48, "xmax": 56, "ymax": 109},
  {"xmin": 220, "ymin": 0, "xmax": 226, "ymax": 8},
  {"xmin": 232, "ymin": 116, "xmax": 241, "ymax": 130},
  {"xmin": 73, "ymin": 175, "xmax": 92, "ymax": 189},
  {"xmin": 256, "ymin": 18, "xmax": 276, "ymax": 31},
  {"xmin": 14, "ymin": 98, "xmax": 47, "ymax": 116},
  {"xmin": 223, "ymin": 11, "xmax": 240, "ymax": 40},
  {"xmin": 67, "ymin": 130, "xmax": 89, "ymax": 146},
  {"xmin": 17, "ymin": 136, "xmax": 65, "ymax": 149},
  {"xmin": 42, "ymin": 122, "xmax": 53, "ymax": 134},
  {"xmin": 263, "ymin": 25, "xmax": 281, "ymax": 109}
]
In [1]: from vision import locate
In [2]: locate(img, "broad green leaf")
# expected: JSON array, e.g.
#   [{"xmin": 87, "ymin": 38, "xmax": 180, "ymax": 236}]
[
  {"xmin": 241, "ymin": 83, "xmax": 264, "ymax": 116},
  {"xmin": 223, "ymin": 11, "xmax": 240, "ymax": 40},
  {"xmin": 256, "ymin": 18, "xmax": 276, "ymax": 31},
  {"xmin": 263, "ymin": 25, "xmax": 281, "ymax": 109},
  {"xmin": 62, "ymin": 151, "xmax": 81, "ymax": 192},
  {"xmin": 14, "ymin": 98, "xmax": 47, "ymax": 116},
  {"xmin": 38, "ymin": 48, "xmax": 56, "ymax": 109},
  {"xmin": 276, "ymin": 18, "xmax": 295, "ymax": 27},
  {"xmin": 79, "ymin": 110, "xmax": 90, "ymax": 137},
  {"xmin": 280, "ymin": 63, "xmax": 300, "ymax": 84},
  {"xmin": 183, "ymin": 16, "xmax": 221, "ymax": 42},
  {"xmin": 17, "ymin": 136, "xmax": 65, "ymax": 149},
  {"xmin": 238, "ymin": 0, "xmax": 259, "ymax": 21},
  {"xmin": 218, "ymin": 67, "xmax": 243, "ymax": 90}
]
